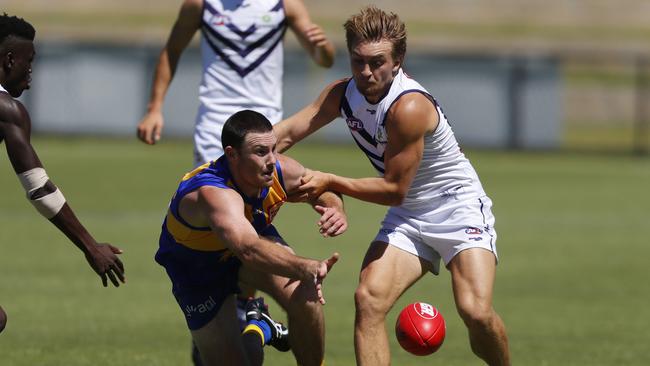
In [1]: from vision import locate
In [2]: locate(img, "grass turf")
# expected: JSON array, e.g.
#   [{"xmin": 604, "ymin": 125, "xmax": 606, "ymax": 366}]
[{"xmin": 0, "ymin": 137, "xmax": 649, "ymax": 365}]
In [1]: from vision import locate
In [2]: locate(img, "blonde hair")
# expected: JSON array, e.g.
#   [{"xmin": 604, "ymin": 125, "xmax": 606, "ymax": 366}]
[{"xmin": 344, "ymin": 6, "xmax": 407, "ymax": 62}]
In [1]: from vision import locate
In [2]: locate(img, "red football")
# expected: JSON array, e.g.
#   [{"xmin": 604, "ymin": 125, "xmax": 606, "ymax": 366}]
[{"xmin": 395, "ymin": 302, "xmax": 446, "ymax": 356}]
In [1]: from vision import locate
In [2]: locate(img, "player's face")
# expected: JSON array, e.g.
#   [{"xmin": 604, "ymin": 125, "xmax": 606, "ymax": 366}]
[
  {"xmin": 3, "ymin": 38, "xmax": 35, "ymax": 98},
  {"xmin": 349, "ymin": 39, "xmax": 401, "ymax": 104},
  {"xmin": 235, "ymin": 131, "xmax": 277, "ymax": 191}
]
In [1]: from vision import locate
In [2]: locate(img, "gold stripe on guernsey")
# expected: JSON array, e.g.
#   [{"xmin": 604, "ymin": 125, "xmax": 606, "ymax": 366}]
[
  {"xmin": 181, "ymin": 161, "xmax": 211, "ymax": 182},
  {"xmin": 165, "ymin": 210, "xmax": 227, "ymax": 252},
  {"xmin": 263, "ymin": 174, "xmax": 286, "ymax": 223}
]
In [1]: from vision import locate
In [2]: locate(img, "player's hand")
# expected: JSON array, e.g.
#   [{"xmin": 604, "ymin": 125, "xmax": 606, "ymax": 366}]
[
  {"xmin": 85, "ymin": 243, "xmax": 126, "ymax": 287},
  {"xmin": 137, "ymin": 111, "xmax": 164, "ymax": 145},
  {"xmin": 304, "ymin": 24, "xmax": 330, "ymax": 48},
  {"xmin": 314, "ymin": 205, "xmax": 347, "ymax": 237},
  {"xmin": 304, "ymin": 24, "xmax": 334, "ymax": 67},
  {"xmin": 299, "ymin": 170, "xmax": 331, "ymax": 200},
  {"xmin": 314, "ymin": 252, "xmax": 339, "ymax": 305}
]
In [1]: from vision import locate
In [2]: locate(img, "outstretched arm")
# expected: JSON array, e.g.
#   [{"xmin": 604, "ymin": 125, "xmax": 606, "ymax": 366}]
[
  {"xmin": 137, "ymin": 0, "xmax": 202, "ymax": 145},
  {"xmin": 1, "ymin": 99, "xmax": 125, "ymax": 287},
  {"xmin": 197, "ymin": 186, "xmax": 338, "ymax": 304},
  {"xmin": 297, "ymin": 93, "xmax": 440, "ymax": 206},
  {"xmin": 274, "ymin": 80, "xmax": 347, "ymax": 152},
  {"xmin": 285, "ymin": 0, "xmax": 335, "ymax": 68}
]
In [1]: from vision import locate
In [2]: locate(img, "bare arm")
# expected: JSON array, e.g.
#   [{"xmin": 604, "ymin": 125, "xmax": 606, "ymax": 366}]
[
  {"xmin": 299, "ymin": 93, "xmax": 439, "ymax": 206},
  {"xmin": 196, "ymin": 186, "xmax": 338, "ymax": 303},
  {"xmin": 0, "ymin": 97, "xmax": 125, "ymax": 287},
  {"xmin": 136, "ymin": 0, "xmax": 202, "ymax": 145},
  {"xmin": 284, "ymin": 0, "xmax": 335, "ymax": 68},
  {"xmin": 274, "ymin": 80, "xmax": 347, "ymax": 152},
  {"xmin": 278, "ymin": 154, "xmax": 347, "ymax": 237}
]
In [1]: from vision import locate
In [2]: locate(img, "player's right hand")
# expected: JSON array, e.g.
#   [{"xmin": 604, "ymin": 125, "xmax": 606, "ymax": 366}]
[
  {"xmin": 85, "ymin": 243, "xmax": 126, "ymax": 287},
  {"xmin": 137, "ymin": 111, "xmax": 164, "ymax": 145},
  {"xmin": 314, "ymin": 252, "xmax": 339, "ymax": 305}
]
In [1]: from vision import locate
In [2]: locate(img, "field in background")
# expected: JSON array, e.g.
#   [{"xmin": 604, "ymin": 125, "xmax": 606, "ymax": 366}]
[{"xmin": 0, "ymin": 138, "xmax": 648, "ymax": 365}]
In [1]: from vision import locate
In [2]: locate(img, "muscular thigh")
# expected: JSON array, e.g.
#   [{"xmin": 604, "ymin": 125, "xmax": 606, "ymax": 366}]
[
  {"xmin": 191, "ymin": 295, "xmax": 247, "ymax": 365},
  {"xmin": 359, "ymin": 242, "xmax": 434, "ymax": 306}
]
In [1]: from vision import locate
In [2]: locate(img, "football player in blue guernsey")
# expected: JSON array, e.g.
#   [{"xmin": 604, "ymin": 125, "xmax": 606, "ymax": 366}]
[
  {"xmin": 155, "ymin": 109, "xmax": 346, "ymax": 366},
  {"xmin": 0, "ymin": 14, "xmax": 125, "ymax": 334},
  {"xmin": 274, "ymin": 6, "xmax": 511, "ymax": 366},
  {"xmin": 136, "ymin": 3, "xmax": 335, "ymax": 360}
]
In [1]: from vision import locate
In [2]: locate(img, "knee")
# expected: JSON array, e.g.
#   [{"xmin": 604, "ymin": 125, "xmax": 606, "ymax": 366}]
[
  {"xmin": 284, "ymin": 280, "xmax": 322, "ymax": 315},
  {"xmin": 354, "ymin": 282, "xmax": 391, "ymax": 319},
  {"xmin": 456, "ymin": 300, "xmax": 496, "ymax": 331}
]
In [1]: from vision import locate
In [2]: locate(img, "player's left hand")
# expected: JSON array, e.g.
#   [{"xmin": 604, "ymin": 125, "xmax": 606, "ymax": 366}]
[
  {"xmin": 85, "ymin": 243, "xmax": 126, "ymax": 288},
  {"xmin": 299, "ymin": 170, "xmax": 331, "ymax": 200},
  {"xmin": 314, "ymin": 204, "xmax": 348, "ymax": 237}
]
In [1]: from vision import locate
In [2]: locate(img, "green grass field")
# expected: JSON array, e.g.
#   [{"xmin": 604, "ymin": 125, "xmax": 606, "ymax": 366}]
[{"xmin": 0, "ymin": 137, "xmax": 649, "ymax": 365}]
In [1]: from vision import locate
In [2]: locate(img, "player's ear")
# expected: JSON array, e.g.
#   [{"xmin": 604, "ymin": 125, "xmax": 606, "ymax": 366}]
[
  {"xmin": 224, "ymin": 145, "xmax": 236, "ymax": 159},
  {"xmin": 392, "ymin": 57, "xmax": 402, "ymax": 74},
  {"xmin": 3, "ymin": 51, "xmax": 14, "ymax": 70}
]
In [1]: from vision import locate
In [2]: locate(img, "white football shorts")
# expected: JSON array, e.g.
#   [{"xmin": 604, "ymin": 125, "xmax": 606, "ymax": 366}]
[{"xmin": 374, "ymin": 193, "xmax": 498, "ymax": 275}]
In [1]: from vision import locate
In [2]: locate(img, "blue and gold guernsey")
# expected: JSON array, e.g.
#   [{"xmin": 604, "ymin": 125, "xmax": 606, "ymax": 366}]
[{"xmin": 155, "ymin": 156, "xmax": 288, "ymax": 330}]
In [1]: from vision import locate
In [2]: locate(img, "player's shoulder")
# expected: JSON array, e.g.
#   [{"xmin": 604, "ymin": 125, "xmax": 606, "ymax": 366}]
[
  {"xmin": 321, "ymin": 78, "xmax": 349, "ymax": 104},
  {"xmin": 0, "ymin": 93, "xmax": 28, "ymax": 127},
  {"xmin": 388, "ymin": 92, "xmax": 438, "ymax": 134}
]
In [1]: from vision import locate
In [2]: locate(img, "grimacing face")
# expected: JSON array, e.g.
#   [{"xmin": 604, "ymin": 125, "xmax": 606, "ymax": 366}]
[
  {"xmin": 349, "ymin": 39, "xmax": 400, "ymax": 104},
  {"xmin": 233, "ymin": 131, "xmax": 277, "ymax": 192},
  {"xmin": 3, "ymin": 38, "xmax": 35, "ymax": 98}
]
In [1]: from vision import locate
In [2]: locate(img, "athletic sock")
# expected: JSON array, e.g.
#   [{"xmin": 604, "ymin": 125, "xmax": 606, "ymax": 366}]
[{"xmin": 243, "ymin": 319, "xmax": 271, "ymax": 346}]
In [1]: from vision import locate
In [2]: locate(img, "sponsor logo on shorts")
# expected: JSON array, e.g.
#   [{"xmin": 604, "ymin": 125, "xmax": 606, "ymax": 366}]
[
  {"xmin": 184, "ymin": 296, "xmax": 217, "ymax": 318},
  {"xmin": 468, "ymin": 237, "xmax": 483, "ymax": 241},
  {"xmin": 465, "ymin": 227, "xmax": 483, "ymax": 235}
]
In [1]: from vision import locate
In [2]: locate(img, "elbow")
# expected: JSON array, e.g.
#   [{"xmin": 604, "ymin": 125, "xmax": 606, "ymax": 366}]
[
  {"xmin": 276, "ymin": 138, "xmax": 294, "ymax": 153},
  {"xmin": 384, "ymin": 189, "xmax": 407, "ymax": 206},
  {"xmin": 231, "ymin": 243, "xmax": 256, "ymax": 265}
]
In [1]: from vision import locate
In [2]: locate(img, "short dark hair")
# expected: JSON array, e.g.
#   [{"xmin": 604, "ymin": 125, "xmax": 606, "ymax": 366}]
[
  {"xmin": 0, "ymin": 13, "xmax": 36, "ymax": 48},
  {"xmin": 344, "ymin": 6, "xmax": 407, "ymax": 63},
  {"xmin": 221, "ymin": 110, "xmax": 273, "ymax": 150}
]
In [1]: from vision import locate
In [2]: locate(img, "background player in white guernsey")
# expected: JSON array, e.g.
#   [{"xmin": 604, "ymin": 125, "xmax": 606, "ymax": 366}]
[
  {"xmin": 274, "ymin": 6, "xmax": 511, "ymax": 366},
  {"xmin": 0, "ymin": 13, "xmax": 125, "ymax": 333},
  {"xmin": 136, "ymin": 0, "xmax": 335, "ymax": 167}
]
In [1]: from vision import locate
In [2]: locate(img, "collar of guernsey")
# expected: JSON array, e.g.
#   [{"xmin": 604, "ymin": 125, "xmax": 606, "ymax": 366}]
[
  {"xmin": 164, "ymin": 156, "xmax": 288, "ymax": 251},
  {"xmin": 0, "ymin": 84, "xmax": 7, "ymax": 94}
]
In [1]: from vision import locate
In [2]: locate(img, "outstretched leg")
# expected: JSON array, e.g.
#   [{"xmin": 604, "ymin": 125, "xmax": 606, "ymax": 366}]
[
  {"xmin": 449, "ymin": 248, "xmax": 510, "ymax": 366},
  {"xmin": 354, "ymin": 242, "xmax": 433, "ymax": 366}
]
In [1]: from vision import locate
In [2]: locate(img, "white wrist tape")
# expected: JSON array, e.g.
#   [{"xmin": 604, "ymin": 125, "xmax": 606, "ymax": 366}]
[{"xmin": 17, "ymin": 167, "xmax": 66, "ymax": 219}]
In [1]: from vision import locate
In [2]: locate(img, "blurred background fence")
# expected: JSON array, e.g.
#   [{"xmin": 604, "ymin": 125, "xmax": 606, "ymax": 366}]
[{"xmin": 6, "ymin": 0, "xmax": 650, "ymax": 154}]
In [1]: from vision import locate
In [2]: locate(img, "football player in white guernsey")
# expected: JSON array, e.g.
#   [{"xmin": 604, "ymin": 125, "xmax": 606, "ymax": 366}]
[
  {"xmin": 0, "ymin": 14, "xmax": 125, "ymax": 333},
  {"xmin": 275, "ymin": 6, "xmax": 511, "ymax": 366},
  {"xmin": 136, "ymin": 0, "xmax": 335, "ymax": 167}
]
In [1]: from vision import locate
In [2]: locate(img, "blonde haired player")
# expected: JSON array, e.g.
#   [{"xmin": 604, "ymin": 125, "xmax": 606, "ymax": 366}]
[{"xmin": 275, "ymin": 6, "xmax": 511, "ymax": 365}]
